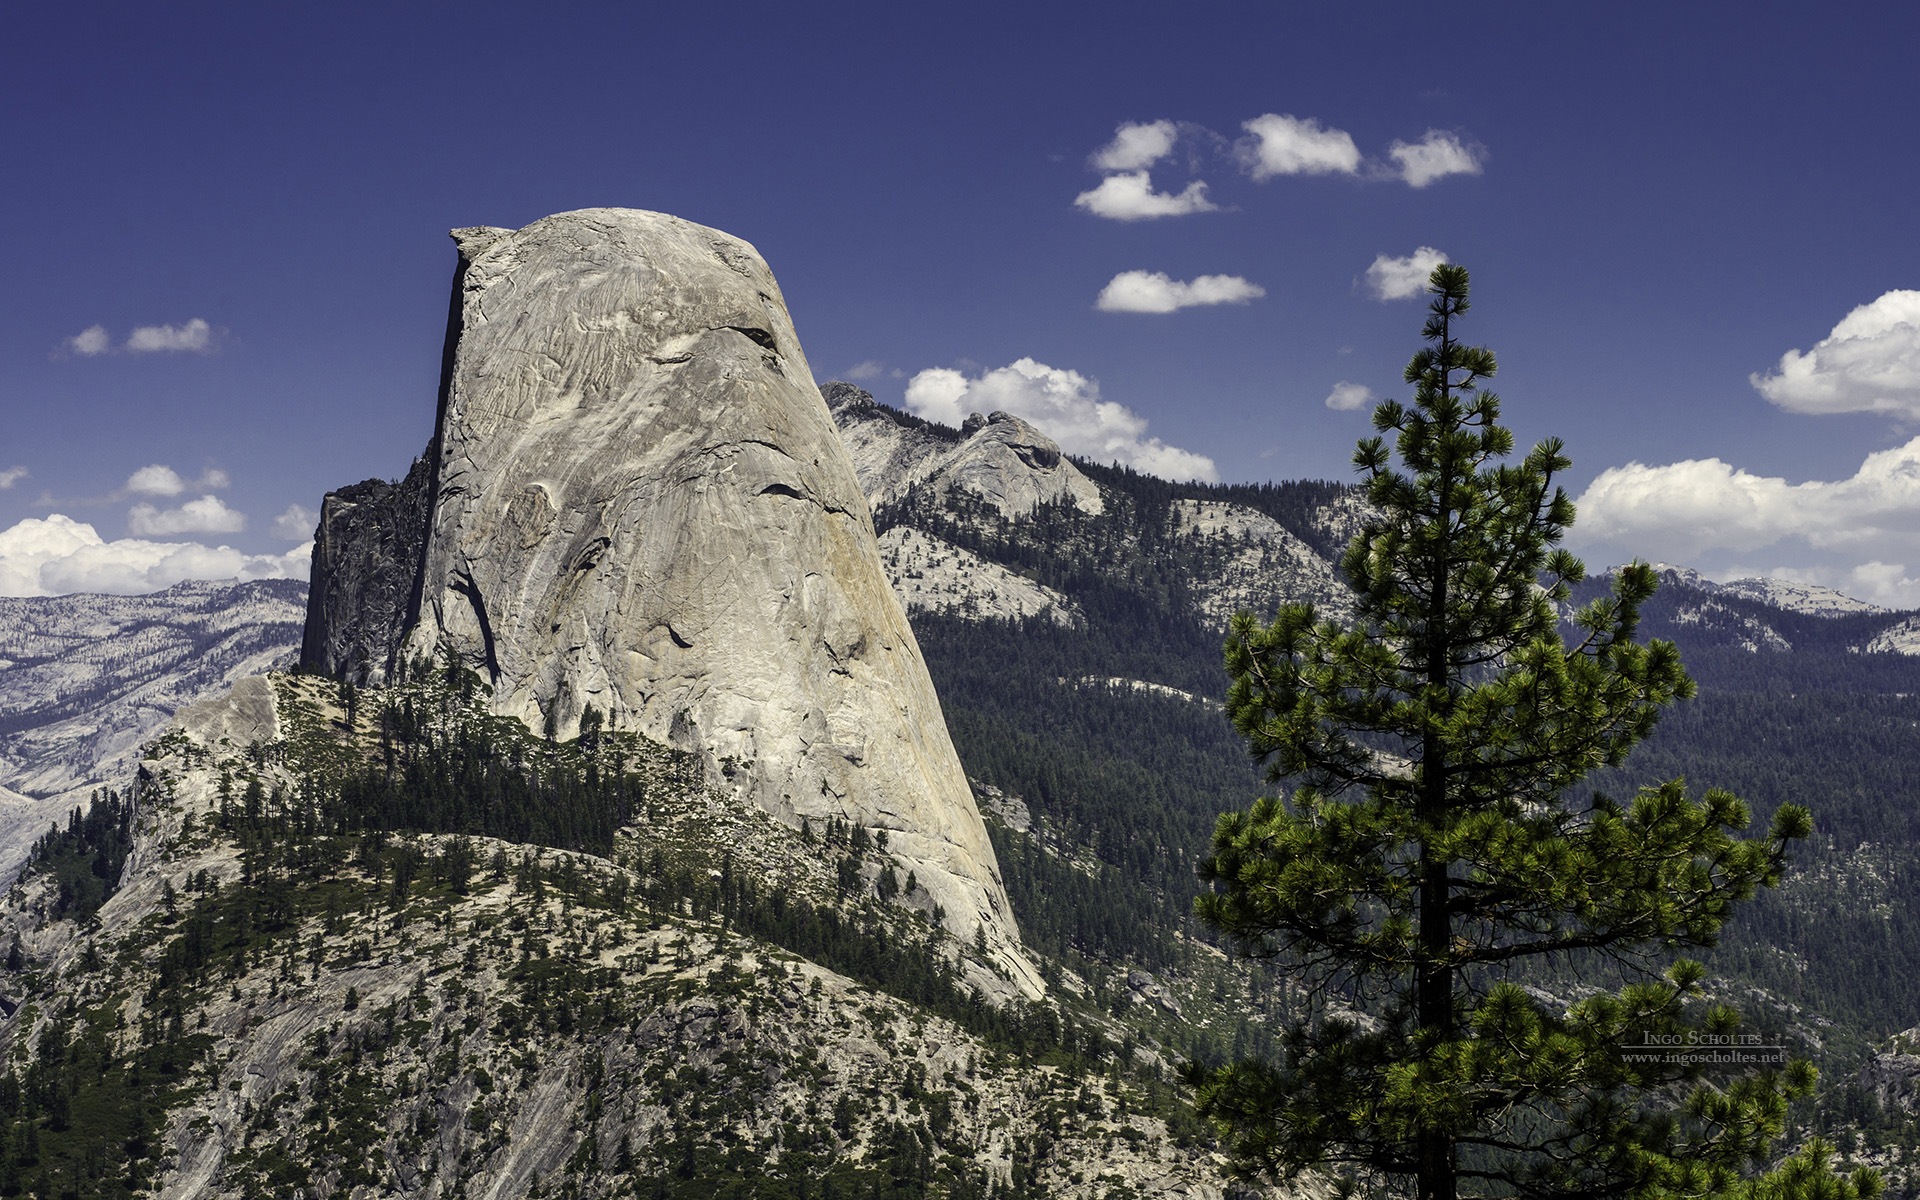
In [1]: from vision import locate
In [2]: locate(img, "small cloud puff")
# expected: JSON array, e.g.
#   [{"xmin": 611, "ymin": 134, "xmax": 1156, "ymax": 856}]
[
  {"xmin": 0, "ymin": 467, "xmax": 27, "ymax": 491},
  {"xmin": 126, "ymin": 318, "xmax": 214, "ymax": 353},
  {"xmin": 128, "ymin": 495, "xmax": 246, "ymax": 536},
  {"xmin": 1386, "ymin": 131, "xmax": 1484, "ymax": 188},
  {"xmin": 1095, "ymin": 270, "xmax": 1265, "ymax": 314},
  {"xmin": 272, "ymin": 504, "xmax": 318, "ymax": 541},
  {"xmin": 1092, "ymin": 120, "xmax": 1180, "ymax": 172},
  {"xmin": 844, "ymin": 360, "xmax": 901, "ymax": 382},
  {"xmin": 0, "ymin": 514, "xmax": 308, "ymax": 598},
  {"xmin": 1751, "ymin": 290, "xmax": 1920, "ymax": 419},
  {"xmin": 67, "ymin": 325, "xmax": 111, "ymax": 357},
  {"xmin": 904, "ymin": 358, "xmax": 1218, "ymax": 482},
  {"xmin": 1365, "ymin": 247, "xmax": 1450, "ymax": 300},
  {"xmin": 1324, "ymin": 382, "xmax": 1376, "ymax": 411},
  {"xmin": 124, "ymin": 464, "xmax": 231, "ymax": 498},
  {"xmin": 1237, "ymin": 114, "xmax": 1362, "ymax": 179},
  {"xmin": 60, "ymin": 319, "xmax": 217, "ymax": 357},
  {"xmin": 1074, "ymin": 172, "xmax": 1219, "ymax": 221}
]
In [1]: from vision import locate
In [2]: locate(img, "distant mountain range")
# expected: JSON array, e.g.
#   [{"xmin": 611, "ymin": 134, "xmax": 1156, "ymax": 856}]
[{"xmin": 0, "ymin": 578, "xmax": 305, "ymax": 871}]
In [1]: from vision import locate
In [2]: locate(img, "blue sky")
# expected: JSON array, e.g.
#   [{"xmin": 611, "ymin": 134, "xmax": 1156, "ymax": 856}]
[{"xmin": 5, "ymin": 3, "xmax": 1920, "ymax": 602}]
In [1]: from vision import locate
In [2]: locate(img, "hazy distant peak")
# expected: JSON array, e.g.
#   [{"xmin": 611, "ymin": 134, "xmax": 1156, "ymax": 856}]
[
  {"xmin": 1719, "ymin": 577, "xmax": 1888, "ymax": 617},
  {"xmin": 1613, "ymin": 563, "xmax": 1885, "ymax": 618}
]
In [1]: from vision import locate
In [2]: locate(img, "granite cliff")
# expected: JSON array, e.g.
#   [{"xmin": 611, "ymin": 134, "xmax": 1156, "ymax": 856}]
[{"xmin": 301, "ymin": 209, "xmax": 1037, "ymax": 995}]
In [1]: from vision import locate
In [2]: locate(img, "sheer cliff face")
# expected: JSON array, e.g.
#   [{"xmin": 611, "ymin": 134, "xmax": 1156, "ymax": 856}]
[
  {"xmin": 401, "ymin": 210, "xmax": 1036, "ymax": 992},
  {"xmin": 301, "ymin": 457, "xmax": 433, "ymax": 686}
]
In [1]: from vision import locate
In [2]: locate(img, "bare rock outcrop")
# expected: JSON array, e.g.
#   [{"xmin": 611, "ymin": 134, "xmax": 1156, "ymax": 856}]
[
  {"xmin": 309, "ymin": 209, "xmax": 1035, "ymax": 994},
  {"xmin": 1169, "ymin": 498, "xmax": 1352, "ymax": 625},
  {"xmin": 877, "ymin": 526, "xmax": 1078, "ymax": 626}
]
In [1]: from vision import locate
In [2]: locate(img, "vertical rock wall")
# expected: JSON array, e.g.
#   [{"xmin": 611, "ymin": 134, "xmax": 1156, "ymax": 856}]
[
  {"xmin": 299, "ymin": 457, "xmax": 433, "ymax": 685},
  {"xmin": 309, "ymin": 209, "xmax": 1037, "ymax": 994}
]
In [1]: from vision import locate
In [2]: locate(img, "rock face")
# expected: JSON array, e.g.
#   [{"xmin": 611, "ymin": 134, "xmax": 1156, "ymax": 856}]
[
  {"xmin": 1864, "ymin": 1029, "xmax": 1920, "ymax": 1114},
  {"xmin": 306, "ymin": 209, "xmax": 1036, "ymax": 994},
  {"xmin": 300, "ymin": 456, "xmax": 433, "ymax": 685},
  {"xmin": 826, "ymin": 384, "xmax": 1104, "ymax": 519}
]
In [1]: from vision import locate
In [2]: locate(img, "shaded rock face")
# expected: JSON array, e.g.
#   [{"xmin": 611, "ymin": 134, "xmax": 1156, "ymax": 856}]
[
  {"xmin": 371, "ymin": 209, "xmax": 1035, "ymax": 994},
  {"xmin": 827, "ymin": 384, "xmax": 1104, "ymax": 519},
  {"xmin": 300, "ymin": 456, "xmax": 433, "ymax": 685}
]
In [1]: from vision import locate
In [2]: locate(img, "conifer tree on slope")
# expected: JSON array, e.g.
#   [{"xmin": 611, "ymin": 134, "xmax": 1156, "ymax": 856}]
[{"xmin": 1193, "ymin": 264, "xmax": 1879, "ymax": 1200}]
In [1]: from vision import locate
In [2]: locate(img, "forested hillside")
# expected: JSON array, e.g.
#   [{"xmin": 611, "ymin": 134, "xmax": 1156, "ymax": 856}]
[
  {"xmin": 0, "ymin": 669, "xmax": 1245, "ymax": 1199},
  {"xmin": 885, "ymin": 442, "xmax": 1920, "ymax": 1190}
]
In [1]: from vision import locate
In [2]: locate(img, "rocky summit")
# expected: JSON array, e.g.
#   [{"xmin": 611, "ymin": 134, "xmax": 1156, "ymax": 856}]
[
  {"xmin": 826, "ymin": 383, "xmax": 1104, "ymax": 520},
  {"xmin": 302, "ymin": 210, "xmax": 1038, "ymax": 997}
]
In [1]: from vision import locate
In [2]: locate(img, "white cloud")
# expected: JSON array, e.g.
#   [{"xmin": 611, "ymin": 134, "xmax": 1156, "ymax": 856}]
[
  {"xmin": 1092, "ymin": 120, "xmax": 1180, "ymax": 171},
  {"xmin": 128, "ymin": 495, "xmax": 246, "ymax": 536},
  {"xmin": 125, "ymin": 318, "xmax": 213, "ymax": 353},
  {"xmin": 1838, "ymin": 561, "xmax": 1920, "ymax": 608},
  {"xmin": 0, "ymin": 514, "xmax": 308, "ymax": 598},
  {"xmin": 123, "ymin": 464, "xmax": 229, "ymax": 497},
  {"xmin": 1324, "ymin": 382, "xmax": 1375, "ymax": 411},
  {"xmin": 1074, "ymin": 171, "xmax": 1219, "ymax": 221},
  {"xmin": 1576, "ymin": 436, "xmax": 1920, "ymax": 567},
  {"xmin": 844, "ymin": 360, "xmax": 889, "ymax": 382},
  {"xmin": 59, "ymin": 319, "xmax": 220, "ymax": 357},
  {"xmin": 1364, "ymin": 247, "xmax": 1450, "ymax": 300},
  {"xmin": 272, "ymin": 504, "xmax": 318, "ymax": 541},
  {"xmin": 1095, "ymin": 270, "xmax": 1265, "ymax": 314},
  {"xmin": 126, "ymin": 464, "xmax": 188, "ymax": 496},
  {"xmin": 1750, "ymin": 290, "xmax": 1920, "ymax": 418},
  {"xmin": 1386, "ymin": 130, "xmax": 1483, "ymax": 188},
  {"xmin": 1697, "ymin": 559, "xmax": 1920, "ymax": 610},
  {"xmin": 0, "ymin": 467, "xmax": 26, "ymax": 491},
  {"xmin": 1237, "ymin": 114, "xmax": 1361, "ymax": 180},
  {"xmin": 66, "ymin": 325, "xmax": 110, "ymax": 357},
  {"xmin": 904, "ymin": 358, "xmax": 1218, "ymax": 482}
]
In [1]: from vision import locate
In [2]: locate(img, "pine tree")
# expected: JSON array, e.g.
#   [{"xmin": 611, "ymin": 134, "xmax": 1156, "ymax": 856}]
[{"xmin": 1193, "ymin": 264, "xmax": 1879, "ymax": 1200}]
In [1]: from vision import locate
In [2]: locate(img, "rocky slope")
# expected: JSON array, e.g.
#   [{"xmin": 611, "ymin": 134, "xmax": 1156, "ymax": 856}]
[
  {"xmin": 878, "ymin": 527, "xmax": 1079, "ymax": 627},
  {"xmin": 0, "ymin": 670, "xmax": 1292, "ymax": 1199},
  {"xmin": 827, "ymin": 387, "xmax": 1355, "ymax": 641},
  {"xmin": 1166, "ymin": 499, "xmax": 1349, "ymax": 625},
  {"xmin": 1629, "ymin": 563, "xmax": 1920, "ymax": 654},
  {"xmin": 1720, "ymin": 576, "xmax": 1889, "ymax": 618},
  {"xmin": 1866, "ymin": 616, "xmax": 1920, "ymax": 656},
  {"xmin": 827, "ymin": 384, "xmax": 1105, "ymax": 520}
]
